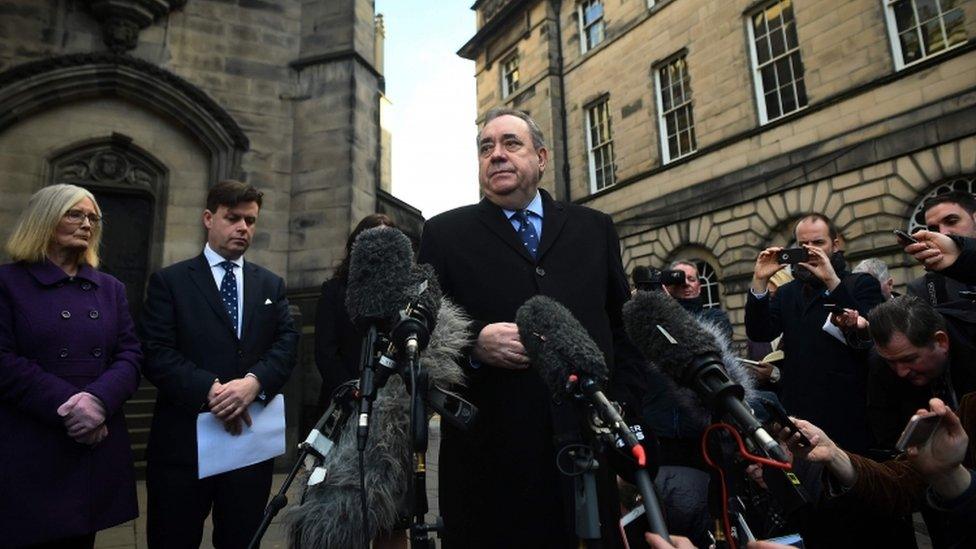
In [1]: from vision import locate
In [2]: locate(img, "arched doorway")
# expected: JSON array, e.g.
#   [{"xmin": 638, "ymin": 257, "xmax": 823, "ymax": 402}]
[{"xmin": 48, "ymin": 133, "xmax": 167, "ymax": 321}]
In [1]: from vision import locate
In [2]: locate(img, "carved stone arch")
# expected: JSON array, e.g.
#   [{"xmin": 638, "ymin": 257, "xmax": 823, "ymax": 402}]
[
  {"xmin": 665, "ymin": 244, "xmax": 724, "ymax": 308},
  {"xmin": 906, "ymin": 175, "xmax": 976, "ymax": 233},
  {"xmin": 766, "ymin": 216, "xmax": 801, "ymax": 249},
  {"xmin": 48, "ymin": 133, "xmax": 169, "ymax": 319},
  {"xmin": 0, "ymin": 52, "xmax": 249, "ymax": 184}
]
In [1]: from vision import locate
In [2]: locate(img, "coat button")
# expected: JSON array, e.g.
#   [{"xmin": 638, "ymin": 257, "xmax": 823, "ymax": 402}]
[
  {"xmin": 237, "ymin": 349, "xmax": 243, "ymax": 357},
  {"xmin": 81, "ymin": 282, "xmax": 92, "ymax": 291},
  {"xmin": 92, "ymin": 347, "xmax": 103, "ymax": 358},
  {"xmin": 89, "ymin": 310, "xmax": 100, "ymax": 319},
  {"xmin": 535, "ymin": 266, "xmax": 546, "ymax": 277},
  {"xmin": 60, "ymin": 310, "xmax": 71, "ymax": 319},
  {"xmin": 58, "ymin": 348, "xmax": 68, "ymax": 358}
]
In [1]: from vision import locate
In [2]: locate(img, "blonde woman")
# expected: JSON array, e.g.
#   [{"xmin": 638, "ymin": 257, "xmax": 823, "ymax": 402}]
[{"xmin": 0, "ymin": 184, "xmax": 141, "ymax": 548}]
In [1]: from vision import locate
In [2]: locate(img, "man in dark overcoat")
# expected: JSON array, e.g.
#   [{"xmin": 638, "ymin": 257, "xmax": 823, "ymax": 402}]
[
  {"xmin": 417, "ymin": 108, "xmax": 645, "ymax": 548},
  {"xmin": 745, "ymin": 213, "xmax": 884, "ymax": 454},
  {"xmin": 140, "ymin": 180, "xmax": 299, "ymax": 548}
]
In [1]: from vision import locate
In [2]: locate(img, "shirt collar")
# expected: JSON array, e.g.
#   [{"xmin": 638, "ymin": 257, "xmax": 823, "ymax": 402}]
[
  {"xmin": 204, "ymin": 243, "xmax": 244, "ymax": 269},
  {"xmin": 502, "ymin": 190, "xmax": 544, "ymax": 220}
]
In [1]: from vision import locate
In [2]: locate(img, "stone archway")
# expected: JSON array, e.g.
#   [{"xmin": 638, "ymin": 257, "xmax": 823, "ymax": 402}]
[{"xmin": 49, "ymin": 133, "xmax": 168, "ymax": 321}]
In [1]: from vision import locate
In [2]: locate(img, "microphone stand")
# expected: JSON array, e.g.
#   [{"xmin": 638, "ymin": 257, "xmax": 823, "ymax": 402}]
[
  {"xmin": 247, "ymin": 383, "xmax": 355, "ymax": 549},
  {"xmin": 574, "ymin": 376, "xmax": 672, "ymax": 544}
]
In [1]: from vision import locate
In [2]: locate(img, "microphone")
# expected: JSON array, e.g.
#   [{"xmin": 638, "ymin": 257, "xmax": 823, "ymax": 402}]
[
  {"xmin": 344, "ymin": 225, "xmax": 415, "ymax": 330},
  {"xmin": 285, "ymin": 297, "xmax": 473, "ymax": 548},
  {"xmin": 622, "ymin": 291, "xmax": 789, "ymax": 463},
  {"xmin": 343, "ymin": 227, "xmax": 443, "ymax": 449},
  {"xmin": 516, "ymin": 295, "xmax": 670, "ymax": 542}
]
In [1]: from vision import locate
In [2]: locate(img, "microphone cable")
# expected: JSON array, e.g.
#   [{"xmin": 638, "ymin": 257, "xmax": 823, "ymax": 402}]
[{"xmin": 700, "ymin": 423, "xmax": 792, "ymax": 549}]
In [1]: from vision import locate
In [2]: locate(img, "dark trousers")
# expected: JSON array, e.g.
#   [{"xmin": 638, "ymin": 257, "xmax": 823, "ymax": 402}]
[{"xmin": 146, "ymin": 459, "xmax": 274, "ymax": 549}]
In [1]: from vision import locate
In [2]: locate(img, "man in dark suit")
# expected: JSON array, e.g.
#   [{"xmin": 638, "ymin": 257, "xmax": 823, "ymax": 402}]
[
  {"xmin": 745, "ymin": 213, "xmax": 884, "ymax": 454},
  {"xmin": 418, "ymin": 108, "xmax": 644, "ymax": 547},
  {"xmin": 140, "ymin": 180, "xmax": 299, "ymax": 548}
]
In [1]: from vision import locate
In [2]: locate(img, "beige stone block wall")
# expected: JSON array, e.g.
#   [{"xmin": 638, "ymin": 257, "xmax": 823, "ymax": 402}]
[{"xmin": 0, "ymin": 97, "xmax": 210, "ymax": 267}]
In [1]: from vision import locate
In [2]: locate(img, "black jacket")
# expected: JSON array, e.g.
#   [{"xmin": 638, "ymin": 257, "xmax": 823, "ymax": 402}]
[
  {"xmin": 313, "ymin": 277, "xmax": 360, "ymax": 408},
  {"xmin": 745, "ymin": 271, "xmax": 885, "ymax": 453},
  {"xmin": 140, "ymin": 254, "xmax": 299, "ymax": 467},
  {"xmin": 418, "ymin": 190, "xmax": 645, "ymax": 548}
]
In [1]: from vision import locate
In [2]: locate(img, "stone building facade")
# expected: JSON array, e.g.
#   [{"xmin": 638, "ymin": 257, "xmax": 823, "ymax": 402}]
[
  {"xmin": 0, "ymin": 0, "xmax": 422, "ymax": 468},
  {"xmin": 460, "ymin": 0, "xmax": 976, "ymax": 339}
]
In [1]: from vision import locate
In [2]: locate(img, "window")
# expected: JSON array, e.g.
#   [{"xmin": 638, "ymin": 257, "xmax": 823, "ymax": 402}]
[
  {"xmin": 696, "ymin": 261, "xmax": 721, "ymax": 309},
  {"xmin": 578, "ymin": 0, "xmax": 606, "ymax": 53},
  {"xmin": 884, "ymin": 0, "xmax": 967, "ymax": 69},
  {"xmin": 501, "ymin": 53, "xmax": 520, "ymax": 99},
  {"xmin": 655, "ymin": 55, "xmax": 697, "ymax": 163},
  {"xmin": 586, "ymin": 98, "xmax": 616, "ymax": 191},
  {"xmin": 747, "ymin": 0, "xmax": 808, "ymax": 123}
]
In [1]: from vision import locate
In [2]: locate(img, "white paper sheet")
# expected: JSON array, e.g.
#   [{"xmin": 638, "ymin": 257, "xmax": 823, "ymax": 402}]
[{"xmin": 197, "ymin": 394, "xmax": 286, "ymax": 479}]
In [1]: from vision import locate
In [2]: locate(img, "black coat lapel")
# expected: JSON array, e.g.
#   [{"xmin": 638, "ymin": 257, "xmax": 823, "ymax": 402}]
[
  {"xmin": 536, "ymin": 189, "xmax": 566, "ymax": 261},
  {"xmin": 188, "ymin": 254, "xmax": 237, "ymax": 337},
  {"xmin": 476, "ymin": 198, "xmax": 535, "ymax": 263},
  {"xmin": 241, "ymin": 261, "xmax": 260, "ymax": 340}
]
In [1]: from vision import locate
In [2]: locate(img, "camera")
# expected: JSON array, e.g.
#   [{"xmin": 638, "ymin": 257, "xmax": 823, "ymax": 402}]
[
  {"xmin": 632, "ymin": 266, "xmax": 686, "ymax": 291},
  {"xmin": 777, "ymin": 248, "xmax": 809, "ymax": 264}
]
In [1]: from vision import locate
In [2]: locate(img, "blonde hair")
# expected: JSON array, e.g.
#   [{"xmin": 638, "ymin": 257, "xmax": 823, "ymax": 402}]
[{"xmin": 6, "ymin": 184, "xmax": 102, "ymax": 268}]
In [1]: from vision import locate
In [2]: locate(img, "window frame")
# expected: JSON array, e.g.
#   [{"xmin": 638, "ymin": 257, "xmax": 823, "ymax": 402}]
[
  {"xmin": 745, "ymin": 0, "xmax": 809, "ymax": 124},
  {"xmin": 585, "ymin": 97, "xmax": 616, "ymax": 193},
  {"xmin": 697, "ymin": 261, "xmax": 722, "ymax": 309},
  {"xmin": 501, "ymin": 52, "xmax": 520, "ymax": 99},
  {"xmin": 578, "ymin": 0, "xmax": 606, "ymax": 54},
  {"xmin": 654, "ymin": 54, "xmax": 698, "ymax": 164},
  {"xmin": 882, "ymin": 0, "xmax": 968, "ymax": 70}
]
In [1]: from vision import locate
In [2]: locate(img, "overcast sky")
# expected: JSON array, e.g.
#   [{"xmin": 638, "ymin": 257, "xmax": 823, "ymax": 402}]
[{"xmin": 375, "ymin": 1, "xmax": 480, "ymax": 218}]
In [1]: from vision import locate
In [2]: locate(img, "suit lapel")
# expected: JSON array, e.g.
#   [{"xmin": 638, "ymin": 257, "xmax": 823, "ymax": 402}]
[
  {"xmin": 476, "ymin": 198, "xmax": 535, "ymax": 263},
  {"xmin": 241, "ymin": 261, "xmax": 260, "ymax": 341},
  {"xmin": 536, "ymin": 190, "xmax": 566, "ymax": 261},
  {"xmin": 188, "ymin": 254, "xmax": 237, "ymax": 337}
]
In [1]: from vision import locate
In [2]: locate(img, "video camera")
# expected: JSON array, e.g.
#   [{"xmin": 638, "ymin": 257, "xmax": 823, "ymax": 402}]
[{"xmin": 632, "ymin": 266, "xmax": 686, "ymax": 292}]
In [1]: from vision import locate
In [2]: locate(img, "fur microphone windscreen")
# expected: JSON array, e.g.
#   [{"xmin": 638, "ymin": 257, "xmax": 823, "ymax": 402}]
[
  {"xmin": 622, "ymin": 291, "xmax": 755, "ymax": 428},
  {"xmin": 515, "ymin": 295, "xmax": 609, "ymax": 395},
  {"xmin": 283, "ymin": 299, "xmax": 470, "ymax": 548},
  {"xmin": 344, "ymin": 226, "xmax": 415, "ymax": 329}
]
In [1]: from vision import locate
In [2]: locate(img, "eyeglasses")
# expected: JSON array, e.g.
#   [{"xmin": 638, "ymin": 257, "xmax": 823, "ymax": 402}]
[{"xmin": 63, "ymin": 209, "xmax": 101, "ymax": 226}]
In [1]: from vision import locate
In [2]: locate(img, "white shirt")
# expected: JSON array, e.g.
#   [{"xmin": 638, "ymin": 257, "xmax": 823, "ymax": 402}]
[{"xmin": 204, "ymin": 243, "xmax": 244, "ymax": 337}]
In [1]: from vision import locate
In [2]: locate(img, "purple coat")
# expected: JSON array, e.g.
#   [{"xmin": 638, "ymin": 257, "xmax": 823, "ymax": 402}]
[{"xmin": 0, "ymin": 260, "xmax": 141, "ymax": 546}]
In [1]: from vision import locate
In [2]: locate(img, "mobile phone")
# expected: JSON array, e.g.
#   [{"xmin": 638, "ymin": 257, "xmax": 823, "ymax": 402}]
[
  {"xmin": 762, "ymin": 400, "xmax": 811, "ymax": 448},
  {"xmin": 765, "ymin": 533, "xmax": 805, "ymax": 548},
  {"xmin": 618, "ymin": 503, "xmax": 646, "ymax": 549},
  {"xmin": 778, "ymin": 247, "xmax": 809, "ymax": 264},
  {"xmin": 893, "ymin": 229, "xmax": 918, "ymax": 245},
  {"xmin": 895, "ymin": 412, "xmax": 941, "ymax": 452},
  {"xmin": 821, "ymin": 303, "xmax": 841, "ymax": 312}
]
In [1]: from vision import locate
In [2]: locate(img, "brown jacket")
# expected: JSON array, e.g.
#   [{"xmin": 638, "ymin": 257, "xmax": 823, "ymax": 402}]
[{"xmin": 846, "ymin": 392, "xmax": 976, "ymax": 515}]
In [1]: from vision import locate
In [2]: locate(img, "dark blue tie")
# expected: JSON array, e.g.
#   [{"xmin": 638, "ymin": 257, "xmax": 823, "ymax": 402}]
[
  {"xmin": 514, "ymin": 209, "xmax": 539, "ymax": 260},
  {"xmin": 219, "ymin": 261, "xmax": 239, "ymax": 336}
]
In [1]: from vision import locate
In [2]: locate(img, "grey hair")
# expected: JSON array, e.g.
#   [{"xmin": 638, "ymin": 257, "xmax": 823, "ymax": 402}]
[
  {"xmin": 479, "ymin": 107, "xmax": 547, "ymax": 150},
  {"xmin": 668, "ymin": 259, "xmax": 699, "ymax": 274},
  {"xmin": 853, "ymin": 258, "xmax": 891, "ymax": 283}
]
